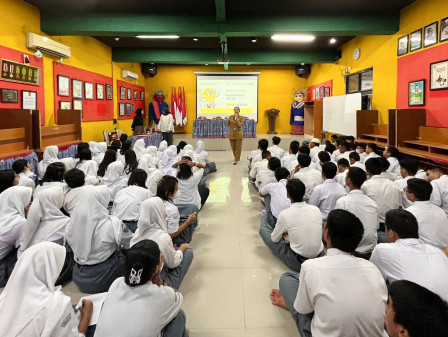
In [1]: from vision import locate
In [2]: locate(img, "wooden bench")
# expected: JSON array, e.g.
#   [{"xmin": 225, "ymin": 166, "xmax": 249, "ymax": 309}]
[{"xmin": 0, "ymin": 109, "xmax": 34, "ymax": 159}]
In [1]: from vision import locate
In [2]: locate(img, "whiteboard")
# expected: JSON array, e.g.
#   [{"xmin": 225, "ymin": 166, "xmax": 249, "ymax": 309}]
[{"xmin": 322, "ymin": 93, "xmax": 361, "ymax": 136}]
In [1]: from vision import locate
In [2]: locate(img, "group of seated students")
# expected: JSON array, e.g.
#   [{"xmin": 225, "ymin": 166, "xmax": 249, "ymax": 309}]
[
  {"xmin": 248, "ymin": 135, "xmax": 448, "ymax": 337},
  {"xmin": 0, "ymin": 135, "xmax": 217, "ymax": 337}
]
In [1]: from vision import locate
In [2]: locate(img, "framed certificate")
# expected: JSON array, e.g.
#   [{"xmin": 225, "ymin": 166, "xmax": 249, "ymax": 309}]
[
  {"xmin": 21, "ymin": 90, "xmax": 37, "ymax": 109},
  {"xmin": 72, "ymin": 79, "xmax": 83, "ymax": 98},
  {"xmin": 126, "ymin": 103, "xmax": 131, "ymax": 116},
  {"xmin": 96, "ymin": 83, "xmax": 104, "ymax": 100},
  {"xmin": 1, "ymin": 89, "xmax": 18, "ymax": 103},
  {"xmin": 120, "ymin": 87, "xmax": 126, "ymax": 100},
  {"xmin": 119, "ymin": 103, "xmax": 125, "ymax": 116},
  {"xmin": 57, "ymin": 75, "xmax": 70, "ymax": 97},
  {"xmin": 60, "ymin": 101, "xmax": 71, "ymax": 110},
  {"xmin": 430, "ymin": 59, "xmax": 448, "ymax": 90},
  {"xmin": 73, "ymin": 99, "xmax": 83, "ymax": 117},
  {"xmin": 409, "ymin": 80, "xmax": 425, "ymax": 106},
  {"xmin": 106, "ymin": 84, "xmax": 113, "ymax": 100},
  {"xmin": 84, "ymin": 82, "xmax": 94, "ymax": 100},
  {"xmin": 127, "ymin": 88, "xmax": 132, "ymax": 100},
  {"xmin": 140, "ymin": 91, "xmax": 144, "ymax": 101}
]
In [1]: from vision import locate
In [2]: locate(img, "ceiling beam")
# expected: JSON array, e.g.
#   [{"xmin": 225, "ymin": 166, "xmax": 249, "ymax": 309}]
[
  {"xmin": 215, "ymin": 0, "xmax": 226, "ymax": 23},
  {"xmin": 112, "ymin": 48, "xmax": 336, "ymax": 64},
  {"xmin": 40, "ymin": 13, "xmax": 399, "ymax": 36}
]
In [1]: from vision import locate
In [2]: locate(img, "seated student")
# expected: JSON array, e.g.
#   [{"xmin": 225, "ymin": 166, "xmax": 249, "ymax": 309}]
[
  {"xmin": 259, "ymin": 167, "xmax": 291, "ymax": 227},
  {"xmin": 100, "ymin": 160, "xmax": 128, "ymax": 201},
  {"xmin": 133, "ymin": 138, "xmax": 149, "ymax": 161},
  {"xmin": 157, "ymin": 140, "xmax": 168, "ymax": 161},
  {"xmin": 63, "ymin": 168, "xmax": 92, "ymax": 215},
  {"xmin": 356, "ymin": 142, "xmax": 368, "ymax": 162},
  {"xmin": 256, "ymin": 157, "xmax": 281, "ymax": 191},
  {"xmin": 267, "ymin": 136, "xmax": 286, "ymax": 159},
  {"xmin": 75, "ymin": 148, "xmax": 99, "ymax": 185},
  {"xmin": 195, "ymin": 140, "xmax": 217, "ymax": 174},
  {"xmin": 379, "ymin": 157, "xmax": 398, "ymax": 181},
  {"xmin": 138, "ymin": 154, "xmax": 165, "ymax": 195},
  {"xmin": 336, "ymin": 141, "xmax": 351, "ymax": 161},
  {"xmin": 160, "ymin": 145, "xmax": 179, "ymax": 176},
  {"xmin": 292, "ymin": 154, "xmax": 323, "ymax": 201},
  {"xmin": 336, "ymin": 167, "xmax": 379, "ymax": 259},
  {"xmin": 335, "ymin": 158, "xmax": 350, "ymax": 192},
  {"xmin": 66, "ymin": 186, "xmax": 125, "ymax": 294},
  {"xmin": 404, "ymin": 178, "xmax": 448, "ymax": 250},
  {"xmin": 119, "ymin": 133, "xmax": 128, "ymax": 147},
  {"xmin": 117, "ymin": 140, "xmax": 132, "ymax": 164},
  {"xmin": 37, "ymin": 145, "xmax": 60, "ymax": 181},
  {"xmin": 12, "ymin": 159, "xmax": 36, "ymax": 191},
  {"xmin": 0, "ymin": 186, "xmax": 32, "ymax": 287},
  {"xmin": 18, "ymin": 186, "xmax": 69, "ymax": 255},
  {"xmin": 157, "ymin": 176, "xmax": 197, "ymax": 246},
  {"xmin": 247, "ymin": 140, "xmax": 263, "ymax": 165},
  {"xmin": 0, "ymin": 169, "xmax": 19, "ymax": 194},
  {"xmin": 385, "ymin": 280, "xmax": 448, "ymax": 337},
  {"xmin": 94, "ymin": 240, "xmax": 188, "ymax": 337},
  {"xmin": 330, "ymin": 134, "xmax": 338, "ymax": 146},
  {"xmin": 250, "ymin": 150, "xmax": 271, "ymax": 182},
  {"xmin": 175, "ymin": 156, "xmax": 209, "ymax": 208},
  {"xmin": 370, "ymin": 209, "xmax": 448, "ymax": 301},
  {"xmin": 394, "ymin": 158, "xmax": 419, "ymax": 208},
  {"xmin": 93, "ymin": 141, "xmax": 108, "ymax": 165},
  {"xmin": 124, "ymin": 150, "xmax": 139, "ymax": 177},
  {"xmin": 260, "ymin": 179, "xmax": 324, "ymax": 272},
  {"xmin": 383, "ymin": 146, "xmax": 401, "ymax": 177},
  {"xmin": 272, "ymin": 209, "xmax": 387, "ymax": 337},
  {"xmin": 97, "ymin": 149, "xmax": 117, "ymax": 178},
  {"xmin": 0, "ymin": 242, "xmax": 93, "ymax": 337},
  {"xmin": 110, "ymin": 139, "xmax": 122, "ymax": 152},
  {"xmin": 131, "ymin": 198, "xmax": 193, "ymax": 289},
  {"xmin": 349, "ymin": 151, "xmax": 366, "ymax": 171},
  {"xmin": 363, "ymin": 143, "xmax": 380, "ymax": 163},
  {"xmin": 250, "ymin": 139, "xmax": 269, "ymax": 167},
  {"xmin": 309, "ymin": 138, "xmax": 321, "ymax": 158},
  {"xmin": 34, "ymin": 162, "xmax": 67, "ymax": 198},
  {"xmin": 312, "ymin": 143, "xmax": 335, "ymax": 171},
  {"xmin": 346, "ymin": 135, "xmax": 355, "ymax": 144},
  {"xmin": 427, "ymin": 167, "xmax": 448, "ymax": 216},
  {"xmin": 315, "ymin": 150, "xmax": 332, "ymax": 173},
  {"xmin": 176, "ymin": 141, "xmax": 187, "ymax": 156},
  {"xmin": 361, "ymin": 158, "xmax": 400, "ymax": 243},
  {"xmin": 281, "ymin": 141, "xmax": 300, "ymax": 169},
  {"xmin": 309, "ymin": 162, "xmax": 347, "ymax": 221},
  {"xmin": 287, "ymin": 146, "xmax": 316, "ymax": 174},
  {"xmin": 112, "ymin": 169, "xmax": 152, "ymax": 233},
  {"xmin": 331, "ymin": 139, "xmax": 342, "ymax": 162}
]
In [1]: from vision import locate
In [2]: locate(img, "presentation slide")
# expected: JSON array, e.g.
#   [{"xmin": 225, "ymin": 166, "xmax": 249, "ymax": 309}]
[{"xmin": 196, "ymin": 73, "xmax": 259, "ymax": 121}]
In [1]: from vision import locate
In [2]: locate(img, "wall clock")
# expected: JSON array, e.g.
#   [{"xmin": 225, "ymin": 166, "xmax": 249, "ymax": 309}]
[{"xmin": 353, "ymin": 48, "xmax": 360, "ymax": 60}]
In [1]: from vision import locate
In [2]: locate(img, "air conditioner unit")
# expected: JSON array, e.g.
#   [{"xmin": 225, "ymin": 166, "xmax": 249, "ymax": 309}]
[
  {"xmin": 122, "ymin": 70, "xmax": 138, "ymax": 81},
  {"xmin": 26, "ymin": 33, "xmax": 71, "ymax": 58}
]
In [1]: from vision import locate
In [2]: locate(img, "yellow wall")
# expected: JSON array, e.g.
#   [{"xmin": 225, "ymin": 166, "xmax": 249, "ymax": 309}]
[
  {"xmin": 146, "ymin": 65, "xmax": 307, "ymax": 134},
  {"xmin": 1, "ymin": 0, "xmax": 145, "ymax": 142},
  {"xmin": 308, "ymin": 0, "xmax": 448, "ymax": 125}
]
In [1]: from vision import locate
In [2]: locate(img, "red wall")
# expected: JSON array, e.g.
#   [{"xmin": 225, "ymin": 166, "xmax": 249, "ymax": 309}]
[
  {"xmin": 397, "ymin": 43, "xmax": 448, "ymax": 127},
  {"xmin": 116, "ymin": 80, "xmax": 145, "ymax": 120},
  {"xmin": 307, "ymin": 80, "xmax": 333, "ymax": 101},
  {"xmin": 53, "ymin": 62, "xmax": 113, "ymax": 122},
  {"xmin": 0, "ymin": 45, "xmax": 45, "ymax": 122}
]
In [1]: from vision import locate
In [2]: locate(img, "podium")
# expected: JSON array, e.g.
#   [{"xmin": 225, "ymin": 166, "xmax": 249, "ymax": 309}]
[{"xmin": 265, "ymin": 109, "xmax": 280, "ymax": 134}]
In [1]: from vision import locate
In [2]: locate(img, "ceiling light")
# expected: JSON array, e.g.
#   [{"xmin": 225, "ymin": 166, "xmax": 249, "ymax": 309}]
[
  {"xmin": 271, "ymin": 34, "xmax": 315, "ymax": 42},
  {"xmin": 114, "ymin": 37, "xmax": 120, "ymax": 42},
  {"xmin": 193, "ymin": 38, "xmax": 198, "ymax": 41},
  {"xmin": 300, "ymin": 63, "xmax": 305, "ymax": 65},
  {"xmin": 136, "ymin": 35, "xmax": 179, "ymax": 39},
  {"xmin": 205, "ymin": 64, "xmax": 208, "ymax": 66},
  {"xmin": 329, "ymin": 38, "xmax": 337, "ymax": 44},
  {"xmin": 251, "ymin": 37, "xmax": 257, "ymax": 43}
]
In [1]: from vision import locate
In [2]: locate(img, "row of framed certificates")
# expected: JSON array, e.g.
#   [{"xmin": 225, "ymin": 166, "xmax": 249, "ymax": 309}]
[
  {"xmin": 57, "ymin": 75, "xmax": 112, "ymax": 100},
  {"xmin": 0, "ymin": 88, "xmax": 37, "ymax": 109}
]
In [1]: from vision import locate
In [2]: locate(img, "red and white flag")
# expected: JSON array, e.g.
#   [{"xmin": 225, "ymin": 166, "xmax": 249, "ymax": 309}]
[{"xmin": 182, "ymin": 87, "xmax": 187, "ymax": 125}]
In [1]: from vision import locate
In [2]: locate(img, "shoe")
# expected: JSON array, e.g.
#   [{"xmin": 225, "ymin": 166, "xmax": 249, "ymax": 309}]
[{"xmin": 233, "ymin": 161, "xmax": 237, "ymax": 165}]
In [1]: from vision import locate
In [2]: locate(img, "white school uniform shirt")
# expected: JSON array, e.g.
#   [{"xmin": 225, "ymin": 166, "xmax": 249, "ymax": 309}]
[
  {"xmin": 331, "ymin": 149, "xmax": 340, "ymax": 162},
  {"xmin": 95, "ymin": 277, "xmax": 183, "ymax": 337},
  {"xmin": 336, "ymin": 151, "xmax": 350, "ymax": 162},
  {"xmin": 394, "ymin": 176, "xmax": 415, "ymax": 208},
  {"xmin": 247, "ymin": 149, "xmax": 261, "ymax": 163},
  {"xmin": 271, "ymin": 202, "xmax": 323, "ymax": 258},
  {"xmin": 249, "ymin": 159, "xmax": 269, "ymax": 179},
  {"xmin": 63, "ymin": 185, "xmax": 93, "ymax": 215},
  {"xmin": 415, "ymin": 169, "xmax": 428, "ymax": 180},
  {"xmin": 174, "ymin": 168, "xmax": 204, "ymax": 209},
  {"xmin": 37, "ymin": 146, "xmax": 60, "ymax": 180},
  {"xmin": 18, "ymin": 172, "xmax": 35, "ymax": 191},
  {"xmin": 309, "ymin": 146, "xmax": 320, "ymax": 158},
  {"xmin": 334, "ymin": 169, "xmax": 349, "ymax": 192},
  {"xmin": 76, "ymin": 159, "xmax": 99, "ymax": 185},
  {"xmin": 430, "ymin": 175, "xmax": 448, "ymax": 216},
  {"xmin": 380, "ymin": 170, "xmax": 398, "ymax": 181},
  {"xmin": 164, "ymin": 201, "xmax": 181, "ymax": 235},
  {"xmin": 260, "ymin": 179, "xmax": 291, "ymax": 218},
  {"xmin": 362, "ymin": 152, "xmax": 380, "ymax": 163},
  {"xmin": 351, "ymin": 161, "xmax": 366, "ymax": 171},
  {"xmin": 387, "ymin": 157, "xmax": 401, "ymax": 176},
  {"xmin": 112, "ymin": 185, "xmax": 152, "ymax": 221},
  {"xmin": 286, "ymin": 159, "xmax": 298, "ymax": 176},
  {"xmin": 308, "ymin": 179, "xmax": 347, "ymax": 221},
  {"xmin": 100, "ymin": 161, "xmax": 128, "ymax": 201},
  {"xmin": 359, "ymin": 152, "xmax": 368, "ymax": 162},
  {"xmin": 370, "ymin": 238, "xmax": 448, "ymax": 301},
  {"xmin": 361, "ymin": 175, "xmax": 400, "ymax": 223},
  {"xmin": 294, "ymin": 248, "xmax": 387, "ymax": 337},
  {"xmin": 255, "ymin": 170, "xmax": 276, "ymax": 191},
  {"xmin": 267, "ymin": 145, "xmax": 285, "ymax": 159},
  {"xmin": 158, "ymin": 113, "xmax": 175, "ymax": 133},
  {"xmin": 33, "ymin": 181, "xmax": 67, "ymax": 198},
  {"xmin": 335, "ymin": 190, "xmax": 380, "ymax": 253},
  {"xmin": 281, "ymin": 153, "xmax": 297, "ymax": 169},
  {"xmin": 293, "ymin": 167, "xmax": 323, "ymax": 201},
  {"xmin": 405, "ymin": 201, "xmax": 448, "ymax": 250}
]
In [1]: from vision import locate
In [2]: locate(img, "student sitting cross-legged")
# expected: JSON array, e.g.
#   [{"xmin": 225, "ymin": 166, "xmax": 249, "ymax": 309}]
[
  {"xmin": 349, "ymin": 151, "xmax": 366, "ymax": 171},
  {"xmin": 267, "ymin": 136, "xmax": 286, "ymax": 159},
  {"xmin": 271, "ymin": 209, "xmax": 387, "ymax": 337},
  {"xmin": 292, "ymin": 154, "xmax": 322, "ymax": 202},
  {"xmin": 259, "ymin": 179, "xmax": 324, "ymax": 272},
  {"xmin": 249, "ymin": 150, "xmax": 271, "ymax": 183},
  {"xmin": 370, "ymin": 209, "xmax": 448, "ymax": 302},
  {"xmin": 427, "ymin": 167, "xmax": 448, "ymax": 216},
  {"xmin": 255, "ymin": 157, "xmax": 281, "ymax": 192}
]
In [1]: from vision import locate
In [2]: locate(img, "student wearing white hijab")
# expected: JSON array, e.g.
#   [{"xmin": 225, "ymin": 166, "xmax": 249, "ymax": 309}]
[
  {"xmin": 147, "ymin": 145, "xmax": 158, "ymax": 161},
  {"xmin": 34, "ymin": 162, "xmax": 67, "ymax": 198},
  {"xmin": 138, "ymin": 154, "xmax": 164, "ymax": 195},
  {"xmin": 157, "ymin": 140, "xmax": 168, "ymax": 161},
  {"xmin": 95, "ymin": 240, "xmax": 189, "ymax": 337},
  {"xmin": 0, "ymin": 242, "xmax": 93, "ymax": 337},
  {"xmin": 159, "ymin": 145, "xmax": 180, "ymax": 176},
  {"xmin": 37, "ymin": 145, "xmax": 60, "ymax": 180},
  {"xmin": 0, "ymin": 186, "xmax": 32, "ymax": 287},
  {"xmin": 130, "ymin": 197, "xmax": 193, "ymax": 289},
  {"xmin": 92, "ymin": 142, "xmax": 107, "ymax": 165},
  {"xmin": 66, "ymin": 185, "xmax": 124, "ymax": 293},
  {"xmin": 133, "ymin": 138, "xmax": 149, "ymax": 160},
  {"xmin": 100, "ymin": 161, "xmax": 128, "ymax": 201},
  {"xmin": 12, "ymin": 159, "xmax": 36, "ymax": 192},
  {"xmin": 63, "ymin": 169, "xmax": 92, "ymax": 215},
  {"xmin": 195, "ymin": 140, "xmax": 217, "ymax": 174},
  {"xmin": 88, "ymin": 141, "xmax": 97, "ymax": 151},
  {"xmin": 75, "ymin": 148, "xmax": 99, "ymax": 186}
]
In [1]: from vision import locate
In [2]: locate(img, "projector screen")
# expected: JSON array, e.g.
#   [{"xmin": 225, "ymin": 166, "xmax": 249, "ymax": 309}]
[
  {"xmin": 195, "ymin": 72, "xmax": 259, "ymax": 121},
  {"xmin": 322, "ymin": 93, "xmax": 362, "ymax": 136}
]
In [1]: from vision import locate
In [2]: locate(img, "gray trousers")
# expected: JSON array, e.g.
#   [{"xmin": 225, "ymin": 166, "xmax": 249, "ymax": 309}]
[
  {"xmin": 162, "ymin": 310, "xmax": 189, "ymax": 337},
  {"xmin": 263, "ymin": 194, "xmax": 277, "ymax": 227},
  {"xmin": 162, "ymin": 248, "xmax": 194, "ymax": 289},
  {"xmin": 279, "ymin": 272, "xmax": 313, "ymax": 337},
  {"xmin": 172, "ymin": 204, "xmax": 198, "ymax": 246}
]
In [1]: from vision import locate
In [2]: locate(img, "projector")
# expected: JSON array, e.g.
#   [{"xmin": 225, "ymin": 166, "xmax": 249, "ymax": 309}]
[{"xmin": 217, "ymin": 59, "xmax": 229, "ymax": 64}]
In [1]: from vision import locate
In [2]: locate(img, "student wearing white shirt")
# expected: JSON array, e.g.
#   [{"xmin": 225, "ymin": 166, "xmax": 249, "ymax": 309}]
[
  {"xmin": 249, "ymin": 139, "xmax": 269, "ymax": 168},
  {"xmin": 271, "ymin": 209, "xmax": 387, "ymax": 337},
  {"xmin": 292, "ymin": 154, "xmax": 323, "ymax": 201},
  {"xmin": 174, "ymin": 156, "xmax": 209, "ymax": 208},
  {"xmin": 404, "ymin": 178, "xmax": 448, "ymax": 250},
  {"xmin": 361, "ymin": 158, "xmax": 400, "ymax": 243},
  {"xmin": 383, "ymin": 146, "xmax": 401, "ymax": 177},
  {"xmin": 356, "ymin": 142, "xmax": 368, "ymax": 162},
  {"xmin": 297, "ymin": 146, "xmax": 317, "ymax": 169},
  {"xmin": 0, "ymin": 169, "xmax": 19, "ymax": 194},
  {"xmin": 256, "ymin": 157, "xmax": 281, "ymax": 191},
  {"xmin": 34, "ymin": 162, "xmax": 68, "ymax": 198},
  {"xmin": 250, "ymin": 150, "xmax": 271, "ymax": 182},
  {"xmin": 267, "ymin": 136, "xmax": 286, "ymax": 159},
  {"xmin": 308, "ymin": 162, "xmax": 347, "ymax": 221},
  {"xmin": 335, "ymin": 141, "xmax": 351, "ymax": 161},
  {"xmin": 349, "ymin": 152, "xmax": 366, "ymax": 171},
  {"xmin": 95, "ymin": 240, "xmax": 188, "ymax": 337},
  {"xmin": 158, "ymin": 107, "xmax": 175, "ymax": 146},
  {"xmin": 379, "ymin": 157, "xmax": 398, "ymax": 181},
  {"xmin": 260, "ymin": 179, "xmax": 324, "ymax": 272},
  {"xmin": 385, "ymin": 280, "xmax": 448, "ymax": 337},
  {"xmin": 336, "ymin": 167, "xmax": 379, "ymax": 259},
  {"xmin": 309, "ymin": 138, "xmax": 321, "ymax": 158},
  {"xmin": 117, "ymin": 140, "xmax": 132, "ymax": 165},
  {"xmin": 331, "ymin": 139, "xmax": 341, "ymax": 162},
  {"xmin": 74, "ymin": 149, "xmax": 100, "ymax": 185},
  {"xmin": 281, "ymin": 141, "xmax": 300, "ymax": 169},
  {"xmin": 370, "ymin": 209, "xmax": 448, "ymax": 302},
  {"xmin": 287, "ymin": 146, "xmax": 317, "ymax": 175},
  {"xmin": 335, "ymin": 158, "xmax": 350, "ymax": 192},
  {"xmin": 363, "ymin": 143, "xmax": 381, "ymax": 162},
  {"xmin": 394, "ymin": 158, "xmax": 419, "ymax": 208},
  {"xmin": 259, "ymin": 167, "xmax": 291, "ymax": 227},
  {"xmin": 427, "ymin": 167, "xmax": 448, "ymax": 216},
  {"xmin": 63, "ymin": 169, "xmax": 92, "ymax": 215},
  {"xmin": 12, "ymin": 159, "xmax": 36, "ymax": 192}
]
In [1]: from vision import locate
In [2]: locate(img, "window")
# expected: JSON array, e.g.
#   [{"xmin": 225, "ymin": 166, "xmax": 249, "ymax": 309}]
[{"xmin": 345, "ymin": 68, "xmax": 373, "ymax": 110}]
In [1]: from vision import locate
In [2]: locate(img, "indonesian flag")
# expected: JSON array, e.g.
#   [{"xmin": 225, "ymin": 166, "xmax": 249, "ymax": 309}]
[
  {"xmin": 177, "ymin": 87, "xmax": 182, "ymax": 126},
  {"xmin": 172, "ymin": 87, "xmax": 178, "ymax": 123},
  {"xmin": 182, "ymin": 87, "xmax": 187, "ymax": 125}
]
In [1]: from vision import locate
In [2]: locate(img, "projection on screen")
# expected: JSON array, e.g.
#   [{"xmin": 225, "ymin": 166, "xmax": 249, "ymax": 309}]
[{"xmin": 196, "ymin": 74, "xmax": 259, "ymax": 121}]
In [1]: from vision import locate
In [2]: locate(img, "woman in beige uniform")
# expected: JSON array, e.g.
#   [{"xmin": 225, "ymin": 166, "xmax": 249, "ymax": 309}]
[{"xmin": 226, "ymin": 106, "xmax": 244, "ymax": 165}]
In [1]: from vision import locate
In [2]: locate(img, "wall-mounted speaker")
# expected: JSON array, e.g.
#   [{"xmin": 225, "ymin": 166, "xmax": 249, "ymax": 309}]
[
  {"xmin": 295, "ymin": 64, "xmax": 310, "ymax": 78},
  {"xmin": 141, "ymin": 63, "xmax": 158, "ymax": 77}
]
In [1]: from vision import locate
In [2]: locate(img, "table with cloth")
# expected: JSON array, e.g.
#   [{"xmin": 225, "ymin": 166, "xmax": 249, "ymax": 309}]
[
  {"xmin": 193, "ymin": 119, "xmax": 256, "ymax": 138},
  {"xmin": 129, "ymin": 132, "xmax": 163, "ymax": 147}
]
